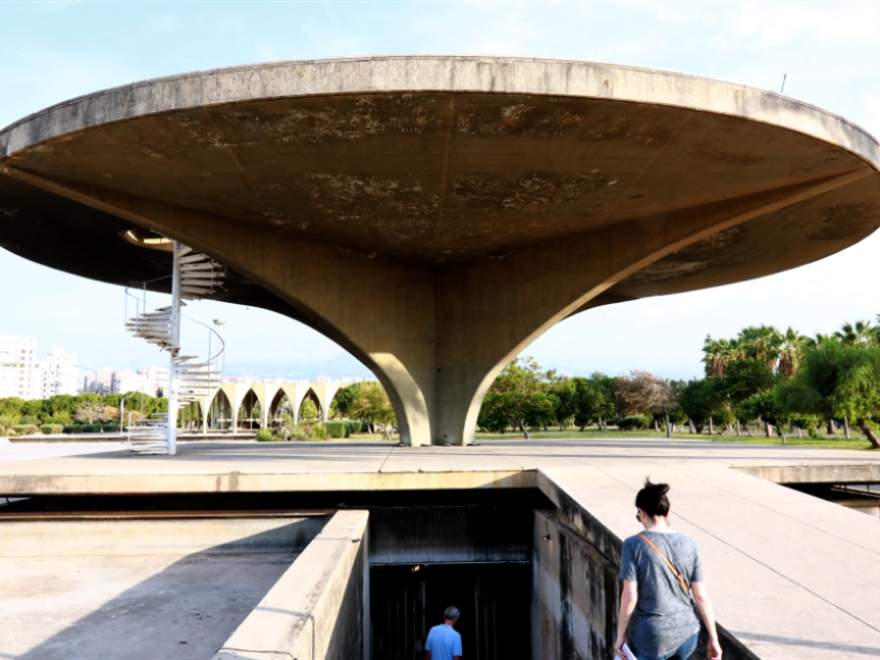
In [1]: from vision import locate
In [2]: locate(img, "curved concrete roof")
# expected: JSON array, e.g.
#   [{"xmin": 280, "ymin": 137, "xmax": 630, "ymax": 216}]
[{"xmin": 1, "ymin": 56, "xmax": 879, "ymax": 299}]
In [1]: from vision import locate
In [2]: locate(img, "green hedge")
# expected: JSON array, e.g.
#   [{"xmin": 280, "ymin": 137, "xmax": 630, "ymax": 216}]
[
  {"xmin": 40, "ymin": 424, "xmax": 64, "ymax": 435},
  {"xmin": 63, "ymin": 423, "xmax": 103, "ymax": 434},
  {"xmin": 346, "ymin": 421, "xmax": 363, "ymax": 434},
  {"xmin": 292, "ymin": 423, "xmax": 330, "ymax": 441},
  {"xmin": 325, "ymin": 421, "xmax": 350, "ymax": 438},
  {"xmin": 12, "ymin": 424, "xmax": 39, "ymax": 436},
  {"xmin": 614, "ymin": 415, "xmax": 653, "ymax": 430},
  {"xmin": 255, "ymin": 428, "xmax": 275, "ymax": 442}
]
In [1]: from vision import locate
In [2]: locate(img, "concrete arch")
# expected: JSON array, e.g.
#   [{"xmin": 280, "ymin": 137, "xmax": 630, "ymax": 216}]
[
  {"xmin": 270, "ymin": 384, "xmax": 301, "ymax": 425},
  {"xmin": 206, "ymin": 388, "xmax": 233, "ymax": 431},
  {"xmin": 266, "ymin": 385, "xmax": 292, "ymax": 426},
  {"xmin": 191, "ymin": 379, "xmax": 358, "ymax": 430},
  {"xmin": 236, "ymin": 388, "xmax": 262, "ymax": 430},
  {"xmin": 325, "ymin": 382, "xmax": 350, "ymax": 420},
  {"xmin": 178, "ymin": 400, "xmax": 203, "ymax": 432},
  {"xmin": 296, "ymin": 387, "xmax": 323, "ymax": 423}
]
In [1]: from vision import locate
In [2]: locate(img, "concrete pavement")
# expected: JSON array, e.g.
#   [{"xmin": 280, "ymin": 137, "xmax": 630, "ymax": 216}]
[{"xmin": 1, "ymin": 438, "xmax": 879, "ymax": 659}]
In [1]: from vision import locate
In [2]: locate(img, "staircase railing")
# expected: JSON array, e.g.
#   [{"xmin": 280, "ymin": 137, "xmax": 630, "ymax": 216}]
[{"xmin": 123, "ymin": 242, "xmax": 225, "ymax": 455}]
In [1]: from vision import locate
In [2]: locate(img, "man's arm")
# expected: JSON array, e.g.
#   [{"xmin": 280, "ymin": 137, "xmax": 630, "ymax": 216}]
[{"xmin": 614, "ymin": 579, "xmax": 638, "ymax": 653}]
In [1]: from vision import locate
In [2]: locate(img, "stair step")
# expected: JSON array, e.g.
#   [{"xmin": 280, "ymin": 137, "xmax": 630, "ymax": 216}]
[{"xmin": 179, "ymin": 254, "xmax": 213, "ymax": 265}]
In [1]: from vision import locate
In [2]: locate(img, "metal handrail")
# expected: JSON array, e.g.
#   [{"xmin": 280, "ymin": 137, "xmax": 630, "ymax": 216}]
[{"xmin": 123, "ymin": 286, "xmax": 225, "ymax": 364}]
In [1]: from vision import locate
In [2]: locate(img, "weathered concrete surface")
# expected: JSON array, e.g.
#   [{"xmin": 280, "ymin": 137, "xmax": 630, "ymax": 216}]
[
  {"xmin": 3, "ymin": 440, "xmax": 880, "ymax": 657},
  {"xmin": 532, "ymin": 508, "xmax": 620, "ymax": 660},
  {"xmin": 2, "ymin": 57, "xmax": 879, "ymax": 447},
  {"xmin": 0, "ymin": 438, "xmax": 878, "ymax": 495},
  {"xmin": 0, "ymin": 437, "xmax": 128, "ymax": 461},
  {"xmin": 736, "ymin": 461, "xmax": 880, "ymax": 484},
  {"xmin": 369, "ymin": 503, "xmax": 531, "ymax": 565},
  {"xmin": 215, "ymin": 510, "xmax": 369, "ymax": 660},
  {"xmin": 537, "ymin": 463, "xmax": 880, "ymax": 660},
  {"xmin": 0, "ymin": 515, "xmax": 325, "ymax": 660}
]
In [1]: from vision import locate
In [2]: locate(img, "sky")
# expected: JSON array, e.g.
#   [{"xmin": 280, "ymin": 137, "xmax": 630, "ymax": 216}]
[{"xmin": 1, "ymin": 0, "xmax": 879, "ymax": 381}]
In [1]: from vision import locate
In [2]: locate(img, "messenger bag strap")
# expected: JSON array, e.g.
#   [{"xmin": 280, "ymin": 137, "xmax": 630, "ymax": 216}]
[{"xmin": 638, "ymin": 533, "xmax": 690, "ymax": 595}]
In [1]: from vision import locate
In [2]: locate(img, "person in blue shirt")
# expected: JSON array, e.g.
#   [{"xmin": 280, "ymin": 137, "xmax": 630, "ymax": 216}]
[{"xmin": 425, "ymin": 606, "xmax": 463, "ymax": 660}]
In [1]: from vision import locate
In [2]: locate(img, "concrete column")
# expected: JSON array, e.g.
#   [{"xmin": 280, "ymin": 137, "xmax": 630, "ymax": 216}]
[{"xmin": 9, "ymin": 168, "xmax": 864, "ymax": 446}]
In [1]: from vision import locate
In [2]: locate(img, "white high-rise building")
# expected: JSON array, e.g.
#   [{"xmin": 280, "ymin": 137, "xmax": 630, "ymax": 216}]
[
  {"xmin": 0, "ymin": 336, "xmax": 40, "ymax": 399},
  {"xmin": 38, "ymin": 347, "xmax": 80, "ymax": 398},
  {"xmin": 83, "ymin": 366, "xmax": 168, "ymax": 396},
  {"xmin": 82, "ymin": 368, "xmax": 116, "ymax": 394}
]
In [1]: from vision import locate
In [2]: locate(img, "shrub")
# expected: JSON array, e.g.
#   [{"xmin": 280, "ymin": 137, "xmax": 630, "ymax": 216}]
[
  {"xmin": 102, "ymin": 423, "xmax": 120, "ymax": 433},
  {"xmin": 12, "ymin": 424, "xmax": 39, "ymax": 436},
  {"xmin": 616, "ymin": 415, "xmax": 653, "ymax": 431},
  {"xmin": 292, "ymin": 423, "xmax": 330, "ymax": 441},
  {"xmin": 325, "ymin": 421, "xmax": 350, "ymax": 439},
  {"xmin": 63, "ymin": 423, "xmax": 103, "ymax": 434},
  {"xmin": 40, "ymin": 424, "xmax": 64, "ymax": 435},
  {"xmin": 346, "ymin": 420, "xmax": 363, "ymax": 435},
  {"xmin": 256, "ymin": 428, "xmax": 275, "ymax": 442},
  {"xmin": 0, "ymin": 414, "xmax": 17, "ymax": 434}
]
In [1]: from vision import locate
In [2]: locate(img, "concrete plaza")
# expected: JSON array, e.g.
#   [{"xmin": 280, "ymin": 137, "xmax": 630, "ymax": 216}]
[{"xmin": 1, "ymin": 438, "xmax": 879, "ymax": 658}]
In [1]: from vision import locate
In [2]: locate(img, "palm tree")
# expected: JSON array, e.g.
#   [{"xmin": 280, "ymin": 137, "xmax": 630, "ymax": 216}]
[
  {"xmin": 737, "ymin": 325, "xmax": 783, "ymax": 371},
  {"xmin": 777, "ymin": 327, "xmax": 810, "ymax": 377},
  {"xmin": 702, "ymin": 336, "xmax": 743, "ymax": 377},
  {"xmin": 835, "ymin": 320, "xmax": 876, "ymax": 346}
]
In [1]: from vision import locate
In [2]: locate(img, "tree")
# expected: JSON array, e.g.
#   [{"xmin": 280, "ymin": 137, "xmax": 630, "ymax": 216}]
[
  {"xmin": 834, "ymin": 320, "xmax": 877, "ymax": 347},
  {"xmin": 702, "ymin": 336, "xmax": 743, "ymax": 377},
  {"xmin": 299, "ymin": 397, "xmax": 320, "ymax": 422},
  {"xmin": 738, "ymin": 388, "xmax": 789, "ymax": 441},
  {"xmin": 721, "ymin": 359, "xmax": 775, "ymax": 404},
  {"xmin": 737, "ymin": 325, "xmax": 783, "ymax": 371},
  {"xmin": 777, "ymin": 327, "xmax": 810, "ymax": 378},
  {"xmin": 0, "ymin": 397, "xmax": 25, "ymax": 422},
  {"xmin": 350, "ymin": 382, "xmax": 396, "ymax": 436},
  {"xmin": 678, "ymin": 379, "xmax": 724, "ymax": 434},
  {"xmin": 478, "ymin": 357, "xmax": 554, "ymax": 439},
  {"xmin": 548, "ymin": 377, "xmax": 577, "ymax": 431},
  {"xmin": 330, "ymin": 383, "xmax": 360, "ymax": 418},
  {"xmin": 74, "ymin": 394, "xmax": 117, "ymax": 424},
  {"xmin": 589, "ymin": 373, "xmax": 618, "ymax": 428},
  {"xmin": 572, "ymin": 377, "xmax": 601, "ymax": 430},
  {"xmin": 794, "ymin": 339, "xmax": 880, "ymax": 448},
  {"xmin": 615, "ymin": 371, "xmax": 670, "ymax": 416}
]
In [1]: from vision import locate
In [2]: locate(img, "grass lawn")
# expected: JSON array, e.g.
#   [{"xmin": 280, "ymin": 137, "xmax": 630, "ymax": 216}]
[{"xmin": 473, "ymin": 429, "xmax": 875, "ymax": 450}]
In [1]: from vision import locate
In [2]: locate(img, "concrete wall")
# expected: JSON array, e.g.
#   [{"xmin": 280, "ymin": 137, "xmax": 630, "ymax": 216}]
[
  {"xmin": 214, "ymin": 509, "xmax": 369, "ymax": 660},
  {"xmin": 368, "ymin": 503, "xmax": 531, "ymax": 565},
  {"xmin": 532, "ymin": 509, "xmax": 619, "ymax": 660},
  {"xmin": 536, "ymin": 473, "xmax": 760, "ymax": 660}
]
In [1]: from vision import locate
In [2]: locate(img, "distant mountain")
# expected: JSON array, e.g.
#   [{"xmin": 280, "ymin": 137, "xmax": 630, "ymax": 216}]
[{"xmin": 222, "ymin": 352, "xmax": 372, "ymax": 381}]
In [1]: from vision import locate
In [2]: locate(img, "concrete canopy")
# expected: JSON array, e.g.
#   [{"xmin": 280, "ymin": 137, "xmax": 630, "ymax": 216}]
[{"xmin": 2, "ymin": 56, "xmax": 879, "ymax": 446}]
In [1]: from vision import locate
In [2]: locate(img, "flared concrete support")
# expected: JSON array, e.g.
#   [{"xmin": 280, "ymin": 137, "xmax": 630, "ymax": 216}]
[
  {"xmin": 435, "ymin": 171, "xmax": 873, "ymax": 443},
  {"xmin": 3, "ymin": 166, "xmax": 869, "ymax": 446}
]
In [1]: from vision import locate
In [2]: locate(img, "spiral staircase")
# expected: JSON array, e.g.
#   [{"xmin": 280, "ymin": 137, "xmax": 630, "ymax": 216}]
[{"xmin": 124, "ymin": 243, "xmax": 226, "ymax": 454}]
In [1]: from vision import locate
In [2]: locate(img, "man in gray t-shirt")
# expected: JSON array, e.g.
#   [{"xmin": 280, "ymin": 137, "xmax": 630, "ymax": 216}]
[{"xmin": 619, "ymin": 531, "xmax": 702, "ymax": 658}]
